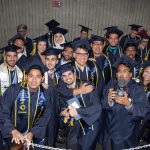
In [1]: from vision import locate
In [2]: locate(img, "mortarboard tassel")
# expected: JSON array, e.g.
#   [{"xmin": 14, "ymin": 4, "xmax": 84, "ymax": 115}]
[
  {"xmin": 21, "ymin": 69, "xmax": 26, "ymax": 87},
  {"xmin": 30, "ymin": 42, "xmax": 37, "ymax": 56}
]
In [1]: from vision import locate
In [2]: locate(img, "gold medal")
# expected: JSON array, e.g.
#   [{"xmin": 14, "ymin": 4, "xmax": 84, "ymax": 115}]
[{"xmin": 20, "ymin": 104, "xmax": 26, "ymax": 111}]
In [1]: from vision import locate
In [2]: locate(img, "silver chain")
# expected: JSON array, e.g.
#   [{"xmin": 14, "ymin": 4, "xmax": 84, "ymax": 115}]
[
  {"xmin": 25, "ymin": 140, "xmax": 71, "ymax": 150},
  {"xmin": 123, "ymin": 143, "xmax": 150, "ymax": 150}
]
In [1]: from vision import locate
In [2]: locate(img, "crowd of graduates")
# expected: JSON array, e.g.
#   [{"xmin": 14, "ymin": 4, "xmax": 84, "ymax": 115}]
[{"xmin": 0, "ymin": 19, "xmax": 150, "ymax": 150}]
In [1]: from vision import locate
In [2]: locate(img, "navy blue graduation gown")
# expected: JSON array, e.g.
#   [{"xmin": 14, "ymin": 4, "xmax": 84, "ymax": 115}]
[
  {"xmin": 101, "ymin": 79, "xmax": 150, "ymax": 150},
  {"xmin": 16, "ymin": 55, "xmax": 28, "ymax": 70},
  {"xmin": 59, "ymin": 80, "xmax": 102, "ymax": 150},
  {"xmin": 0, "ymin": 83, "xmax": 54, "ymax": 148}
]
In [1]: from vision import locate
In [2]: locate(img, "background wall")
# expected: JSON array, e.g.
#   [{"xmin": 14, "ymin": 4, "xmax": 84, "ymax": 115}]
[{"xmin": 0, "ymin": 0, "xmax": 150, "ymax": 47}]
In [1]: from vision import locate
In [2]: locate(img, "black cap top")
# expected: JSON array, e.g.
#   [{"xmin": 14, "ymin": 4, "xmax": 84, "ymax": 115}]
[
  {"xmin": 78, "ymin": 24, "xmax": 92, "ymax": 33},
  {"xmin": 72, "ymin": 39, "xmax": 91, "ymax": 51},
  {"xmin": 142, "ymin": 61, "xmax": 150, "ymax": 69},
  {"xmin": 90, "ymin": 34, "xmax": 106, "ymax": 43},
  {"xmin": 59, "ymin": 63, "xmax": 74, "ymax": 75},
  {"xmin": 11, "ymin": 34, "xmax": 26, "ymax": 44},
  {"xmin": 113, "ymin": 55, "xmax": 138, "ymax": 71},
  {"xmin": 3, "ymin": 45, "xmax": 21, "ymax": 53},
  {"xmin": 123, "ymin": 38, "xmax": 139, "ymax": 50},
  {"xmin": 52, "ymin": 27, "xmax": 68, "ymax": 35},
  {"xmin": 128, "ymin": 24, "xmax": 142, "ymax": 32},
  {"xmin": 41, "ymin": 47, "xmax": 61, "ymax": 56},
  {"xmin": 45, "ymin": 19, "xmax": 60, "ymax": 30},
  {"xmin": 32, "ymin": 35, "xmax": 47, "ymax": 43},
  {"xmin": 60, "ymin": 41, "xmax": 73, "ymax": 49},
  {"xmin": 8, "ymin": 34, "xmax": 26, "ymax": 44},
  {"xmin": 103, "ymin": 26, "xmax": 118, "ymax": 31},
  {"xmin": 106, "ymin": 27, "xmax": 123, "ymax": 38},
  {"xmin": 24, "ymin": 57, "xmax": 48, "ymax": 73}
]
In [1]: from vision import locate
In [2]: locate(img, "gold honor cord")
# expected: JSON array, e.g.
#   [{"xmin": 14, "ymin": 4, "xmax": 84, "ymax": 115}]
[
  {"xmin": 92, "ymin": 61, "xmax": 98, "ymax": 88},
  {"xmin": 14, "ymin": 85, "xmax": 41, "ymax": 133},
  {"xmin": 32, "ymin": 86, "xmax": 40, "ymax": 124}
]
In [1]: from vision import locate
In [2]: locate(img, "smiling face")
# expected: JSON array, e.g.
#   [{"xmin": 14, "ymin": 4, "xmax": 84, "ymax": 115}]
[
  {"xmin": 91, "ymin": 41, "xmax": 104, "ymax": 56},
  {"xmin": 61, "ymin": 70, "xmax": 75, "ymax": 85},
  {"xmin": 55, "ymin": 33, "xmax": 64, "ymax": 44},
  {"xmin": 14, "ymin": 39, "xmax": 25, "ymax": 54},
  {"xmin": 143, "ymin": 66, "xmax": 150, "ymax": 83},
  {"xmin": 74, "ymin": 47, "xmax": 89, "ymax": 68},
  {"xmin": 45, "ymin": 55, "xmax": 58, "ymax": 70},
  {"xmin": 107, "ymin": 33, "xmax": 119, "ymax": 47},
  {"xmin": 5, "ymin": 52, "xmax": 18, "ymax": 68},
  {"xmin": 62, "ymin": 47, "xmax": 74, "ymax": 61},
  {"xmin": 124, "ymin": 46, "xmax": 137, "ymax": 59},
  {"xmin": 26, "ymin": 69, "xmax": 44, "ymax": 92},
  {"xmin": 37, "ymin": 41, "xmax": 47, "ymax": 54}
]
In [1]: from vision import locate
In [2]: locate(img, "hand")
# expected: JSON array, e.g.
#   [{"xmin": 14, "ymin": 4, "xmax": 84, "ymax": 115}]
[
  {"xmin": 41, "ymin": 82, "xmax": 49, "ymax": 89},
  {"xmin": 23, "ymin": 132, "xmax": 33, "ymax": 143},
  {"xmin": 11, "ymin": 129, "xmax": 24, "ymax": 144},
  {"xmin": 115, "ymin": 92, "xmax": 131, "ymax": 106},
  {"xmin": 60, "ymin": 108, "xmax": 70, "ymax": 117},
  {"xmin": 68, "ymin": 106, "xmax": 78, "ymax": 117},
  {"xmin": 80, "ymin": 83, "xmax": 93, "ymax": 94},
  {"xmin": 108, "ymin": 88, "xmax": 117, "ymax": 102}
]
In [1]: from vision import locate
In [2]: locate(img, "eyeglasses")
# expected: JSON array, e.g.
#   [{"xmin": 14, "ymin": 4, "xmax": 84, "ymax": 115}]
[
  {"xmin": 117, "ymin": 70, "xmax": 130, "ymax": 74},
  {"xmin": 75, "ymin": 52, "xmax": 88, "ymax": 57}
]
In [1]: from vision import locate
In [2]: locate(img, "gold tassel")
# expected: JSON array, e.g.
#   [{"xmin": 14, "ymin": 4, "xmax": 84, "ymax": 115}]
[
  {"xmin": 30, "ymin": 42, "xmax": 37, "ymax": 56},
  {"xmin": 21, "ymin": 69, "xmax": 26, "ymax": 87}
]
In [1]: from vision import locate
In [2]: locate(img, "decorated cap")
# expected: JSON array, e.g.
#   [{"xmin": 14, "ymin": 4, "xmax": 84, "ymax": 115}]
[
  {"xmin": 45, "ymin": 19, "xmax": 60, "ymax": 30},
  {"xmin": 78, "ymin": 24, "xmax": 92, "ymax": 33}
]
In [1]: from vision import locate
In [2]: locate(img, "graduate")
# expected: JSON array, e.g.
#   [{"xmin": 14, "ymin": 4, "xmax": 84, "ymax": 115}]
[
  {"xmin": 123, "ymin": 39, "xmax": 141, "ymax": 79},
  {"xmin": 71, "ymin": 39, "xmax": 104, "ymax": 96},
  {"xmin": 137, "ymin": 30, "xmax": 150, "ymax": 63},
  {"xmin": 30, "ymin": 37, "xmax": 47, "ymax": 65},
  {"xmin": 101, "ymin": 55, "xmax": 150, "ymax": 150},
  {"xmin": 0, "ymin": 45, "xmax": 23, "ymax": 96},
  {"xmin": 0, "ymin": 58, "xmax": 54, "ymax": 150},
  {"xmin": 56, "ymin": 41, "xmax": 74, "ymax": 68},
  {"xmin": 73, "ymin": 25, "xmax": 92, "ymax": 42},
  {"xmin": 104, "ymin": 26, "xmax": 123, "ymax": 64},
  {"xmin": 89, "ymin": 34, "xmax": 114, "ymax": 85},
  {"xmin": 59, "ymin": 63, "xmax": 102, "ymax": 150},
  {"xmin": 52, "ymin": 27, "xmax": 68, "ymax": 50},
  {"xmin": 120, "ymin": 24, "xmax": 142, "ymax": 49},
  {"xmin": 12, "ymin": 34, "xmax": 28, "ymax": 70},
  {"xmin": 45, "ymin": 19, "xmax": 60, "ymax": 47},
  {"xmin": 137, "ymin": 61, "xmax": 150, "ymax": 143}
]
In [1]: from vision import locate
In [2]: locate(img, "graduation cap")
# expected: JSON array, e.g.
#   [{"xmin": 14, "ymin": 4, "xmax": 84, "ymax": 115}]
[
  {"xmin": 59, "ymin": 63, "xmax": 74, "ymax": 75},
  {"xmin": 32, "ymin": 35, "xmax": 47, "ymax": 43},
  {"xmin": 10, "ymin": 34, "xmax": 26, "ymax": 44},
  {"xmin": 45, "ymin": 19, "xmax": 60, "ymax": 30},
  {"xmin": 2, "ymin": 45, "xmax": 21, "ymax": 53},
  {"xmin": 78, "ymin": 24, "xmax": 92, "ymax": 33},
  {"xmin": 142, "ymin": 61, "xmax": 150, "ymax": 69},
  {"xmin": 106, "ymin": 27, "xmax": 123, "ymax": 38},
  {"xmin": 128, "ymin": 24, "xmax": 142, "ymax": 32},
  {"xmin": 8, "ymin": 34, "xmax": 26, "ymax": 44},
  {"xmin": 60, "ymin": 41, "xmax": 73, "ymax": 49},
  {"xmin": 90, "ymin": 34, "xmax": 106, "ymax": 43},
  {"xmin": 41, "ymin": 47, "xmax": 61, "ymax": 57},
  {"xmin": 72, "ymin": 39, "xmax": 91, "ymax": 51},
  {"xmin": 123, "ymin": 38, "xmax": 139, "ymax": 50},
  {"xmin": 24, "ymin": 57, "xmax": 48, "ymax": 74},
  {"xmin": 103, "ymin": 26, "xmax": 118, "ymax": 31},
  {"xmin": 113, "ymin": 55, "xmax": 138, "ymax": 71},
  {"xmin": 52, "ymin": 27, "xmax": 68, "ymax": 35}
]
